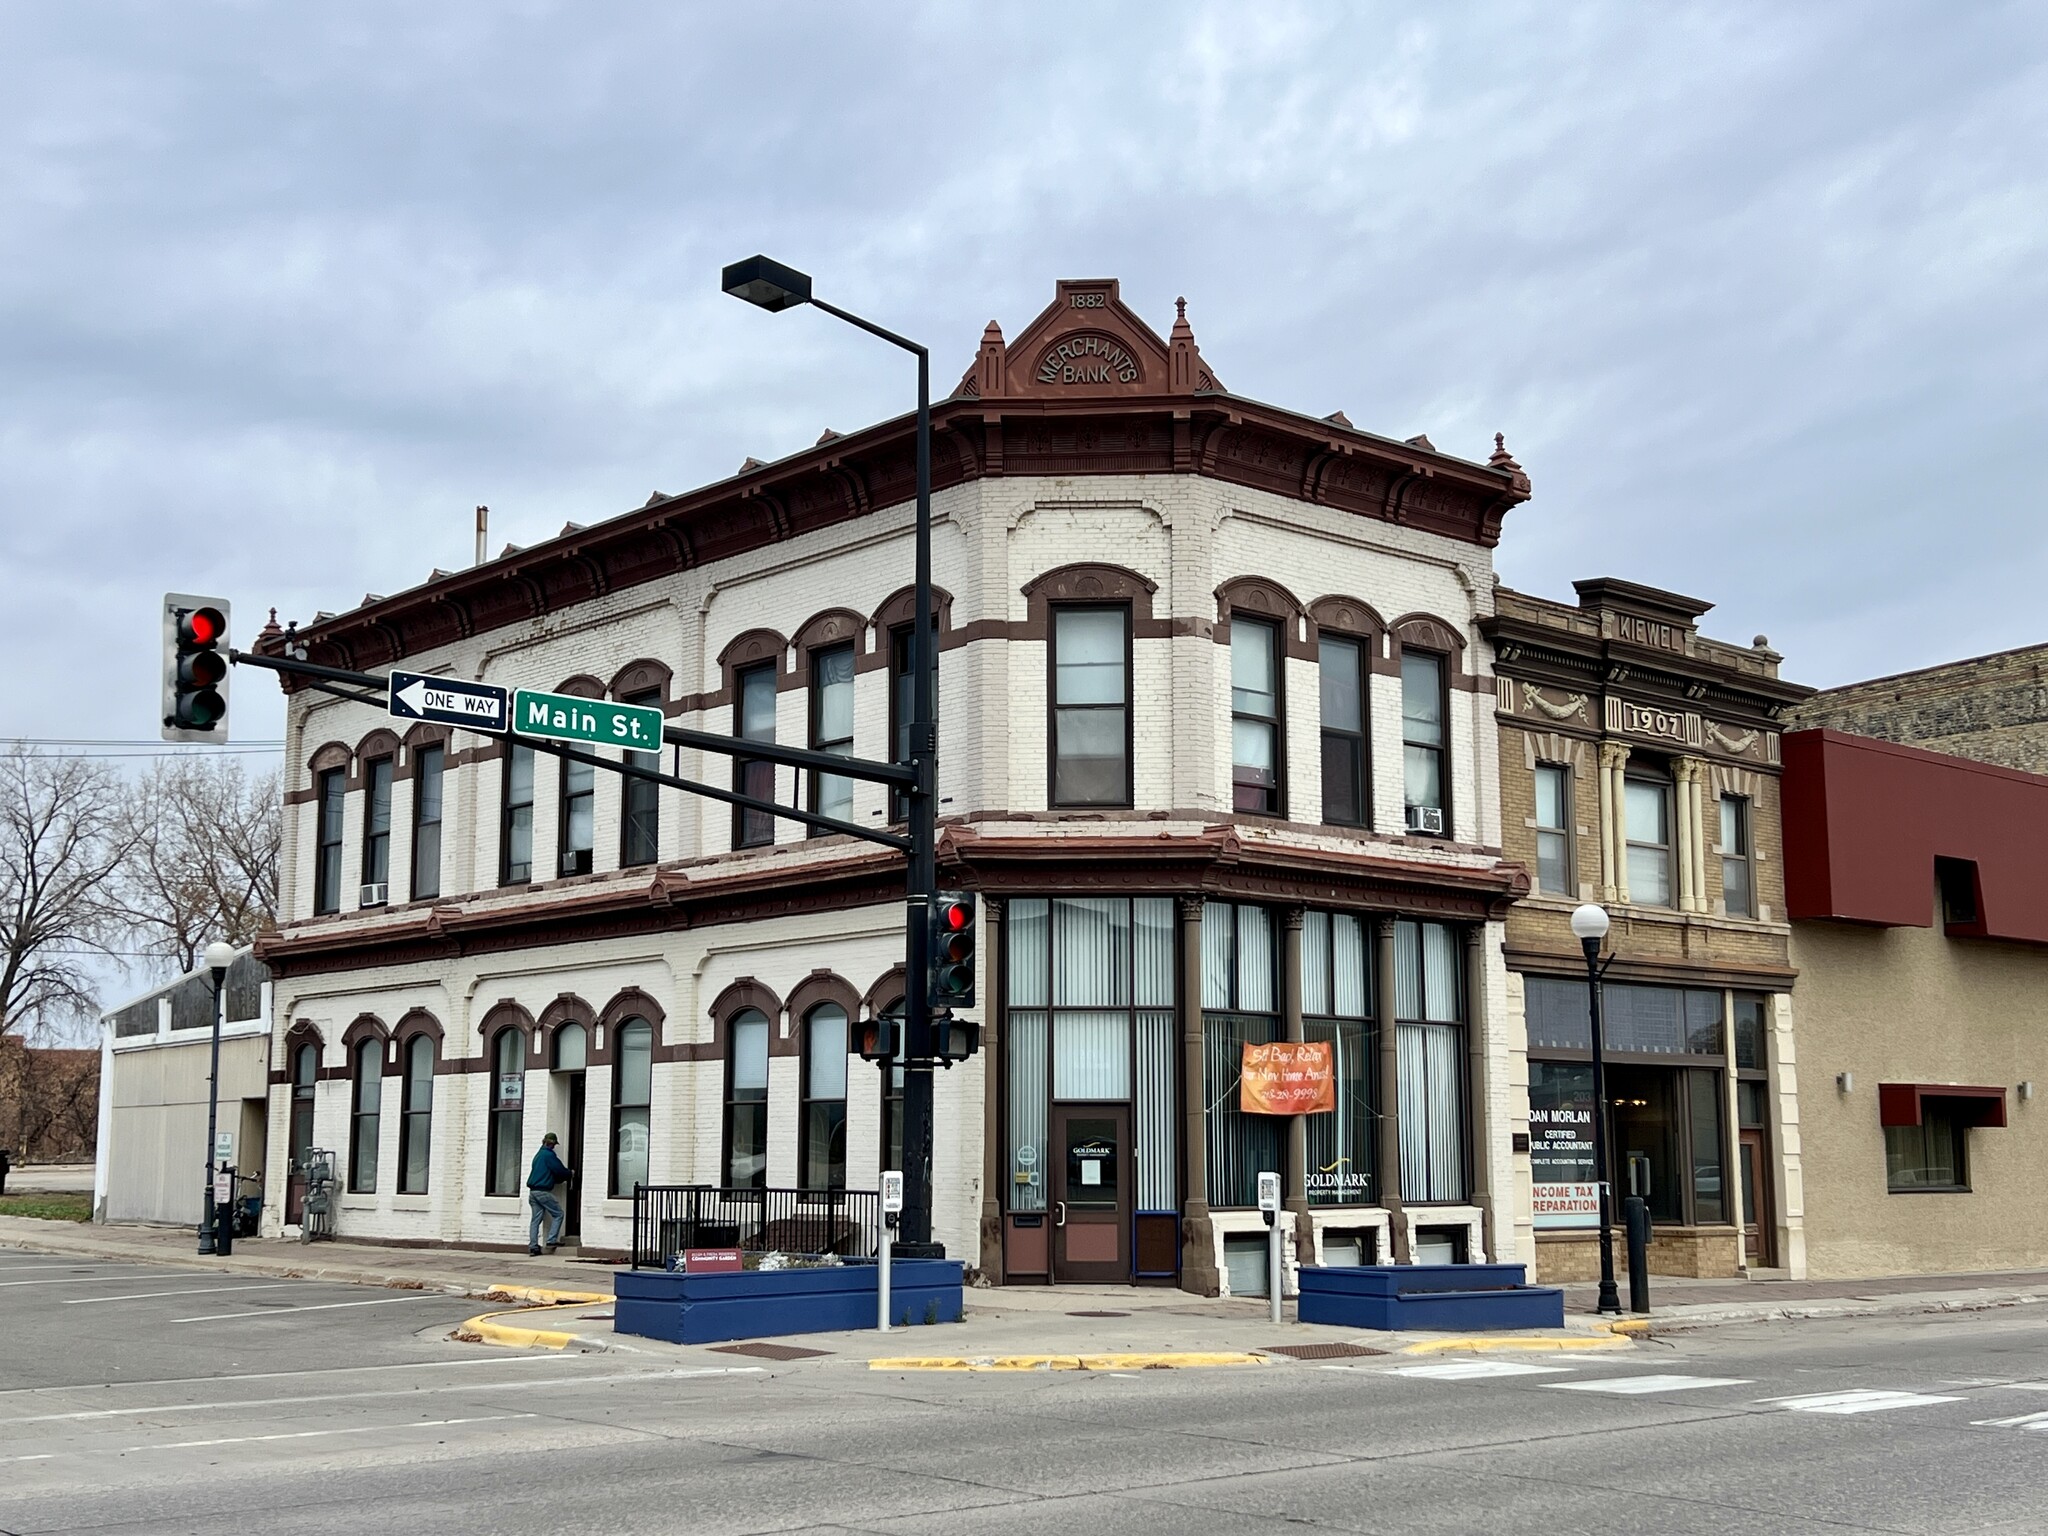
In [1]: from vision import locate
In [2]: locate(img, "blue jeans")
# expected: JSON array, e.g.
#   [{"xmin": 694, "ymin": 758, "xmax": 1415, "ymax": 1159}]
[{"xmin": 527, "ymin": 1188, "xmax": 565, "ymax": 1250}]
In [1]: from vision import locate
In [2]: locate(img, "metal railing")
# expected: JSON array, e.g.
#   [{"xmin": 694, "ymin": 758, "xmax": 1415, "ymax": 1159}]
[{"xmin": 630, "ymin": 1184, "xmax": 881, "ymax": 1270}]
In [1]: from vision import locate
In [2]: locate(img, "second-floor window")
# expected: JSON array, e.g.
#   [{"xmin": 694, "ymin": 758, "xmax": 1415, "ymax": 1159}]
[
  {"xmin": 558, "ymin": 756, "xmax": 594, "ymax": 876},
  {"xmin": 1626, "ymin": 773, "xmax": 1674, "ymax": 906},
  {"xmin": 410, "ymin": 745, "xmax": 443, "ymax": 902},
  {"xmin": 1534, "ymin": 763, "xmax": 1573, "ymax": 895},
  {"xmin": 1401, "ymin": 651, "xmax": 1447, "ymax": 832},
  {"xmin": 1050, "ymin": 606, "xmax": 1129, "ymax": 806},
  {"xmin": 734, "ymin": 663, "xmax": 777, "ymax": 849},
  {"xmin": 1319, "ymin": 635, "xmax": 1366, "ymax": 825},
  {"xmin": 360, "ymin": 757, "xmax": 393, "ymax": 903},
  {"xmin": 809, "ymin": 644, "xmax": 855, "ymax": 831},
  {"xmin": 1231, "ymin": 617, "xmax": 1281, "ymax": 815},
  {"xmin": 620, "ymin": 690, "xmax": 661, "ymax": 867},
  {"xmin": 314, "ymin": 767, "xmax": 345, "ymax": 915},
  {"xmin": 1719, "ymin": 794, "xmax": 1753, "ymax": 917},
  {"xmin": 501, "ymin": 746, "xmax": 534, "ymax": 885}
]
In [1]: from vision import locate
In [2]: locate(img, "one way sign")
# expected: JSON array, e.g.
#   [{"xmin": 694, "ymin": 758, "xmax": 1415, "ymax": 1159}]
[{"xmin": 387, "ymin": 671, "xmax": 510, "ymax": 735}]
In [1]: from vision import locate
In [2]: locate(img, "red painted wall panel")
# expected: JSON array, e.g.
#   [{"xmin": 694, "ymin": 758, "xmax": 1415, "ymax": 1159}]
[{"xmin": 1781, "ymin": 729, "xmax": 2048, "ymax": 944}]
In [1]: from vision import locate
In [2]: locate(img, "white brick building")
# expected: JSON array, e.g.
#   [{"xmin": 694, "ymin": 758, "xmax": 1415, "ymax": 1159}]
[{"xmin": 255, "ymin": 280, "xmax": 1534, "ymax": 1291}]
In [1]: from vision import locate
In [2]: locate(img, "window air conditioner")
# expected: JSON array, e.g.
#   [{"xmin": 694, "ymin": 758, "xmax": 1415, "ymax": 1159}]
[
  {"xmin": 560, "ymin": 849, "xmax": 594, "ymax": 877},
  {"xmin": 359, "ymin": 882, "xmax": 389, "ymax": 907},
  {"xmin": 1406, "ymin": 805, "xmax": 1445, "ymax": 835}
]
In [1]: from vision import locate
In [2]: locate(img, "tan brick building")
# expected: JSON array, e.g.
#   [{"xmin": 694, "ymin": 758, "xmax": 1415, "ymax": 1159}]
[
  {"xmin": 1481, "ymin": 580, "xmax": 1813, "ymax": 1279},
  {"xmin": 1789, "ymin": 641, "xmax": 2048, "ymax": 775}
]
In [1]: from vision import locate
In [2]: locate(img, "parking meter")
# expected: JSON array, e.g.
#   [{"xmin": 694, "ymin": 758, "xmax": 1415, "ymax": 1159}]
[
  {"xmin": 879, "ymin": 1172, "xmax": 904, "ymax": 1332},
  {"xmin": 1257, "ymin": 1172, "xmax": 1283, "ymax": 1324}
]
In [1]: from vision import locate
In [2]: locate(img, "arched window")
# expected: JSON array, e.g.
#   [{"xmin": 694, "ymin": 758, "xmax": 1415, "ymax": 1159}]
[
  {"xmin": 723, "ymin": 1008, "xmax": 770, "ymax": 1188},
  {"xmin": 800, "ymin": 1004, "xmax": 849, "ymax": 1191},
  {"xmin": 398, "ymin": 1034, "xmax": 435, "ymax": 1194},
  {"xmin": 486, "ymin": 1027, "xmax": 526, "ymax": 1196},
  {"xmin": 553, "ymin": 1022, "xmax": 588, "ymax": 1072},
  {"xmin": 877, "ymin": 998, "xmax": 905, "ymax": 1174},
  {"xmin": 289, "ymin": 1042, "xmax": 319, "ymax": 1174},
  {"xmin": 347, "ymin": 1039, "xmax": 382, "ymax": 1193},
  {"xmin": 610, "ymin": 1018, "xmax": 653, "ymax": 1197}
]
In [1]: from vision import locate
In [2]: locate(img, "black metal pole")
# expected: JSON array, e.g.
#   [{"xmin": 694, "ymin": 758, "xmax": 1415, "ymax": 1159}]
[
  {"xmin": 198, "ymin": 962, "xmax": 226, "ymax": 1255},
  {"xmin": 900, "ymin": 345, "xmax": 940, "ymax": 1254},
  {"xmin": 1583, "ymin": 936, "xmax": 1621, "ymax": 1315}
]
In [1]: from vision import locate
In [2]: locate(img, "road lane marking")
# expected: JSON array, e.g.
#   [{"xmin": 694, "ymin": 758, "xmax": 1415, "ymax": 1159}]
[
  {"xmin": 1390, "ymin": 1361, "xmax": 1572, "ymax": 1381},
  {"xmin": 1974, "ymin": 1410, "xmax": 2048, "ymax": 1430},
  {"xmin": 0, "ymin": 1272, "xmax": 192, "ymax": 1288},
  {"xmin": 171, "ymin": 1295, "xmax": 453, "ymax": 1323},
  {"xmin": 0, "ymin": 1366, "xmax": 767, "ymax": 1424},
  {"xmin": 0, "ymin": 1352, "xmax": 598, "ymax": 1401},
  {"xmin": 137, "ymin": 1414, "xmax": 537, "ymax": 1452},
  {"xmin": 64, "ymin": 1284, "xmax": 301, "ymax": 1305},
  {"xmin": 1549, "ymin": 1375, "xmax": 1753, "ymax": 1395},
  {"xmin": 1761, "ymin": 1389, "xmax": 1965, "ymax": 1415}
]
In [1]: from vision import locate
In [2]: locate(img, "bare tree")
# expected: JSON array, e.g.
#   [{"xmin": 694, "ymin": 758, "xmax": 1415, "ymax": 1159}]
[
  {"xmin": 109, "ymin": 757, "xmax": 280, "ymax": 977},
  {"xmin": 0, "ymin": 748, "xmax": 130, "ymax": 1045}
]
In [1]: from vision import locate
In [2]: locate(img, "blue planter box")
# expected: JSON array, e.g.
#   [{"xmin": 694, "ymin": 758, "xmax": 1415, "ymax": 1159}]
[
  {"xmin": 1297, "ymin": 1263, "xmax": 1564, "ymax": 1332},
  {"xmin": 614, "ymin": 1260, "xmax": 964, "ymax": 1345}
]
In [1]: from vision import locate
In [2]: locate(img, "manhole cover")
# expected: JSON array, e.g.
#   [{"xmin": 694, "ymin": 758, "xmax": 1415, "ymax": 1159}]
[
  {"xmin": 1264, "ymin": 1343, "xmax": 1386, "ymax": 1360},
  {"xmin": 710, "ymin": 1341, "xmax": 832, "ymax": 1361},
  {"xmin": 1065, "ymin": 1310, "xmax": 1130, "ymax": 1318}
]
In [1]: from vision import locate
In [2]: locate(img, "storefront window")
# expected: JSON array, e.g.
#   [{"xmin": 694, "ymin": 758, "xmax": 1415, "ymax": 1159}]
[
  {"xmin": 1395, "ymin": 920, "xmax": 1466, "ymax": 1203},
  {"xmin": 1202, "ymin": 901, "xmax": 1281, "ymax": 1208},
  {"xmin": 1303, "ymin": 910, "xmax": 1373, "ymax": 1205},
  {"xmin": 1529, "ymin": 1061, "xmax": 1597, "ymax": 1229},
  {"xmin": 1007, "ymin": 897, "xmax": 1175, "ymax": 1214},
  {"xmin": 1526, "ymin": 978, "xmax": 1724, "ymax": 1056}
]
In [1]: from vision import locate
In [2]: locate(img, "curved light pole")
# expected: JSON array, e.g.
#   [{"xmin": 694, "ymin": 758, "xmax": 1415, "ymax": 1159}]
[
  {"xmin": 1569, "ymin": 903, "xmax": 1622, "ymax": 1316},
  {"xmin": 721, "ymin": 256, "xmax": 943, "ymax": 1254},
  {"xmin": 198, "ymin": 939, "xmax": 237, "ymax": 1255}
]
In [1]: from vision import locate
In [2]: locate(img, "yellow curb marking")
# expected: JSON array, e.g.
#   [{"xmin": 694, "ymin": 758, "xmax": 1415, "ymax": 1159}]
[
  {"xmin": 482, "ymin": 1282, "xmax": 610, "ymax": 1307},
  {"xmin": 1400, "ymin": 1332, "xmax": 1632, "ymax": 1354},
  {"xmin": 868, "ymin": 1352, "xmax": 1266, "ymax": 1372},
  {"xmin": 456, "ymin": 1298, "xmax": 609, "ymax": 1351}
]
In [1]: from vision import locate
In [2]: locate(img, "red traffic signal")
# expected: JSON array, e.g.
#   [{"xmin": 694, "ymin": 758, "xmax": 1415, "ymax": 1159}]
[
  {"xmin": 162, "ymin": 594, "xmax": 232, "ymax": 742},
  {"xmin": 927, "ymin": 891, "xmax": 976, "ymax": 1008}
]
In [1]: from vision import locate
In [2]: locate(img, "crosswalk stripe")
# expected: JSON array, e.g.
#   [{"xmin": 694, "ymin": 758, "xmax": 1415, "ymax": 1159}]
[
  {"xmin": 1390, "ymin": 1361, "xmax": 1572, "ymax": 1381},
  {"xmin": 1973, "ymin": 1410, "xmax": 2048, "ymax": 1430},
  {"xmin": 1762, "ymin": 1389, "xmax": 1964, "ymax": 1415},
  {"xmin": 1549, "ymin": 1374, "xmax": 1752, "ymax": 1395}
]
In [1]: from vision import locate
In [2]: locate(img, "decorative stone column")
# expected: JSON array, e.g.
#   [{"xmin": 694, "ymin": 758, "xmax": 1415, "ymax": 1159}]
[
  {"xmin": 1599, "ymin": 742, "xmax": 1632, "ymax": 904},
  {"xmin": 1177, "ymin": 895, "xmax": 1219, "ymax": 1296},
  {"xmin": 1281, "ymin": 906, "xmax": 1313, "ymax": 1258},
  {"xmin": 1374, "ymin": 914, "xmax": 1409, "ymax": 1262},
  {"xmin": 1462, "ymin": 924, "xmax": 1494, "ymax": 1262},
  {"xmin": 1684, "ymin": 757, "xmax": 1712, "ymax": 913},
  {"xmin": 979, "ymin": 897, "xmax": 1006, "ymax": 1283},
  {"xmin": 1674, "ymin": 759, "xmax": 1697, "ymax": 913}
]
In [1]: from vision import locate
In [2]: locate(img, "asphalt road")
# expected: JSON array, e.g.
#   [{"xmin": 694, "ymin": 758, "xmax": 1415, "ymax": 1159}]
[{"xmin": 3, "ymin": 1252, "xmax": 2046, "ymax": 1535}]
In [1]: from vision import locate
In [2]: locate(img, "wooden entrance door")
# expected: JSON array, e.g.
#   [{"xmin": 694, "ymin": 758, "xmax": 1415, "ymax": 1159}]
[
  {"xmin": 1052, "ymin": 1104, "xmax": 1131, "ymax": 1284},
  {"xmin": 1739, "ymin": 1127, "xmax": 1774, "ymax": 1267}
]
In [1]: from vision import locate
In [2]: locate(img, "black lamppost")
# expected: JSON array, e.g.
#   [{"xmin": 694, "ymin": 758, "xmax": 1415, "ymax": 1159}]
[
  {"xmin": 721, "ymin": 256, "xmax": 943, "ymax": 1255},
  {"xmin": 197, "ymin": 940, "xmax": 236, "ymax": 1255},
  {"xmin": 1569, "ymin": 903, "xmax": 1621, "ymax": 1315}
]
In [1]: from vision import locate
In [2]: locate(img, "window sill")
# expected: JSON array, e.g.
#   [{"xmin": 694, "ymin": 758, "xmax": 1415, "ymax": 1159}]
[{"xmin": 1887, "ymin": 1185, "xmax": 1972, "ymax": 1195}]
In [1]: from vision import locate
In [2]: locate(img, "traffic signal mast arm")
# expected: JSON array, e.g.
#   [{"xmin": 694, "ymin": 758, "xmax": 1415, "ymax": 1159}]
[{"xmin": 229, "ymin": 650, "xmax": 915, "ymax": 852}]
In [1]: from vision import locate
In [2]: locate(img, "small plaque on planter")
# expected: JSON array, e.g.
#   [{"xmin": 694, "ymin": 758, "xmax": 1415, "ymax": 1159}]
[{"xmin": 684, "ymin": 1248, "xmax": 744, "ymax": 1273}]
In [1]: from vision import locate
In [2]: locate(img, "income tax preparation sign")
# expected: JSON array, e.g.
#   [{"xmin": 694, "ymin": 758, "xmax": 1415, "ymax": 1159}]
[{"xmin": 513, "ymin": 689, "xmax": 663, "ymax": 750}]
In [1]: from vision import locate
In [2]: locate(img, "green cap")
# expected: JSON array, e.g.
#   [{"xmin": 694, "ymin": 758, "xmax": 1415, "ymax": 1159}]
[{"xmin": 542, "ymin": 1132, "xmax": 558, "ymax": 1145}]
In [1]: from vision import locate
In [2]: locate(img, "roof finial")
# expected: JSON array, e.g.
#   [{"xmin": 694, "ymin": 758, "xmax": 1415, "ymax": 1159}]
[
  {"xmin": 1495, "ymin": 432, "xmax": 1505, "ymax": 454},
  {"xmin": 1175, "ymin": 295, "xmax": 1187, "ymax": 321}
]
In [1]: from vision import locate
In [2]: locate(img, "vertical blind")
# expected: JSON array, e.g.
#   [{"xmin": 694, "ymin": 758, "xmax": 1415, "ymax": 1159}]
[
  {"xmin": 1203, "ymin": 900, "xmax": 1282, "ymax": 1208},
  {"xmin": 1303, "ymin": 909, "xmax": 1375, "ymax": 1206},
  {"xmin": 1395, "ymin": 919, "xmax": 1467, "ymax": 1204}
]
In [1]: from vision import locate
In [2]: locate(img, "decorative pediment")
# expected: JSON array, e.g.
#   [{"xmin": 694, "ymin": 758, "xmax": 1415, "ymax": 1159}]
[{"xmin": 957, "ymin": 280, "xmax": 1222, "ymax": 400}]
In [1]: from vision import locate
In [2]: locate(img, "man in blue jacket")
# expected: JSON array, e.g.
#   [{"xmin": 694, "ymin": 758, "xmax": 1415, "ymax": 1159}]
[{"xmin": 526, "ymin": 1132, "xmax": 572, "ymax": 1255}]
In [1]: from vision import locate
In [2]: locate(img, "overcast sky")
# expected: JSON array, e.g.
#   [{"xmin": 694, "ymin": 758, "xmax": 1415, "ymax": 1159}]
[{"xmin": 5, "ymin": 1, "xmax": 2045, "ymax": 763}]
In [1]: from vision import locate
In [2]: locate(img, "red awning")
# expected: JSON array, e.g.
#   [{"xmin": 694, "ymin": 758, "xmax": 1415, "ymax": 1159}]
[{"xmin": 1878, "ymin": 1082, "xmax": 2008, "ymax": 1129}]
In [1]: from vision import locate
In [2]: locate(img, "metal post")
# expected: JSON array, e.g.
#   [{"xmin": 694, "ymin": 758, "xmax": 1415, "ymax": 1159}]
[
  {"xmin": 1269, "ymin": 1213, "xmax": 1284, "ymax": 1326},
  {"xmin": 1583, "ymin": 936, "xmax": 1622, "ymax": 1315},
  {"xmin": 1624, "ymin": 1194, "xmax": 1651, "ymax": 1314},
  {"xmin": 198, "ymin": 962, "xmax": 227, "ymax": 1255},
  {"xmin": 900, "ymin": 344, "xmax": 941, "ymax": 1256},
  {"xmin": 879, "ymin": 1225, "xmax": 893, "ymax": 1333}
]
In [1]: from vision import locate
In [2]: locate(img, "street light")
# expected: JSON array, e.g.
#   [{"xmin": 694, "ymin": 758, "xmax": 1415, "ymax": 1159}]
[
  {"xmin": 1569, "ymin": 903, "xmax": 1621, "ymax": 1315},
  {"xmin": 198, "ymin": 940, "xmax": 237, "ymax": 1255},
  {"xmin": 723, "ymin": 255, "xmax": 944, "ymax": 1257}
]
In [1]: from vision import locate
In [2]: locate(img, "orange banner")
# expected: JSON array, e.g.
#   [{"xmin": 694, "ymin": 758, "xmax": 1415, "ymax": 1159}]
[{"xmin": 1238, "ymin": 1040, "xmax": 1335, "ymax": 1115}]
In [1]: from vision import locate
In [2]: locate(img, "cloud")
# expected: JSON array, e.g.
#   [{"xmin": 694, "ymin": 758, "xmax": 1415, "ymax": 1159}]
[{"xmin": 2, "ymin": 0, "xmax": 2044, "ymax": 759}]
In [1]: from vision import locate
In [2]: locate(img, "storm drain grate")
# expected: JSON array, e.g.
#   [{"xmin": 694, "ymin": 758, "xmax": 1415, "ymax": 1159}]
[
  {"xmin": 1065, "ymin": 1310, "xmax": 1130, "ymax": 1318},
  {"xmin": 1263, "ymin": 1342, "xmax": 1386, "ymax": 1361},
  {"xmin": 711, "ymin": 1341, "xmax": 832, "ymax": 1361}
]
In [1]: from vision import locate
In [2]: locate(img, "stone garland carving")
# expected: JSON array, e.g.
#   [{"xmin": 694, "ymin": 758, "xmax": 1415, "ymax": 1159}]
[
  {"xmin": 1704, "ymin": 721, "xmax": 1760, "ymax": 754},
  {"xmin": 1521, "ymin": 682, "xmax": 1590, "ymax": 723}
]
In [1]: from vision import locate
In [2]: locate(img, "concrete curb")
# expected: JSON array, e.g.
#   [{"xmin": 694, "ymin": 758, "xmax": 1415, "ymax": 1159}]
[
  {"xmin": 867, "ymin": 1352, "xmax": 1267, "ymax": 1372},
  {"xmin": 1399, "ymin": 1331, "xmax": 1633, "ymax": 1354},
  {"xmin": 453, "ymin": 1299, "xmax": 616, "ymax": 1352}
]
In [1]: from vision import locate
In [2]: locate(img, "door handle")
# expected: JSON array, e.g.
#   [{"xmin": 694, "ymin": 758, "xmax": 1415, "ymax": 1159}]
[{"xmin": 1054, "ymin": 1201, "xmax": 1067, "ymax": 1228}]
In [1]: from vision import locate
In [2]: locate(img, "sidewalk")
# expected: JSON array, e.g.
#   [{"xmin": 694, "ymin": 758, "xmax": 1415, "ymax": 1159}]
[{"xmin": 1561, "ymin": 1268, "xmax": 2048, "ymax": 1329}]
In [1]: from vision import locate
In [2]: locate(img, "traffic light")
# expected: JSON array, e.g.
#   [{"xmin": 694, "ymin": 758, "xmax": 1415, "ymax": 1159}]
[
  {"xmin": 857, "ymin": 1014, "xmax": 900, "ymax": 1063},
  {"xmin": 927, "ymin": 891, "xmax": 976, "ymax": 1009},
  {"xmin": 932, "ymin": 1011, "xmax": 980, "ymax": 1066},
  {"xmin": 161, "ymin": 593, "xmax": 232, "ymax": 743}
]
